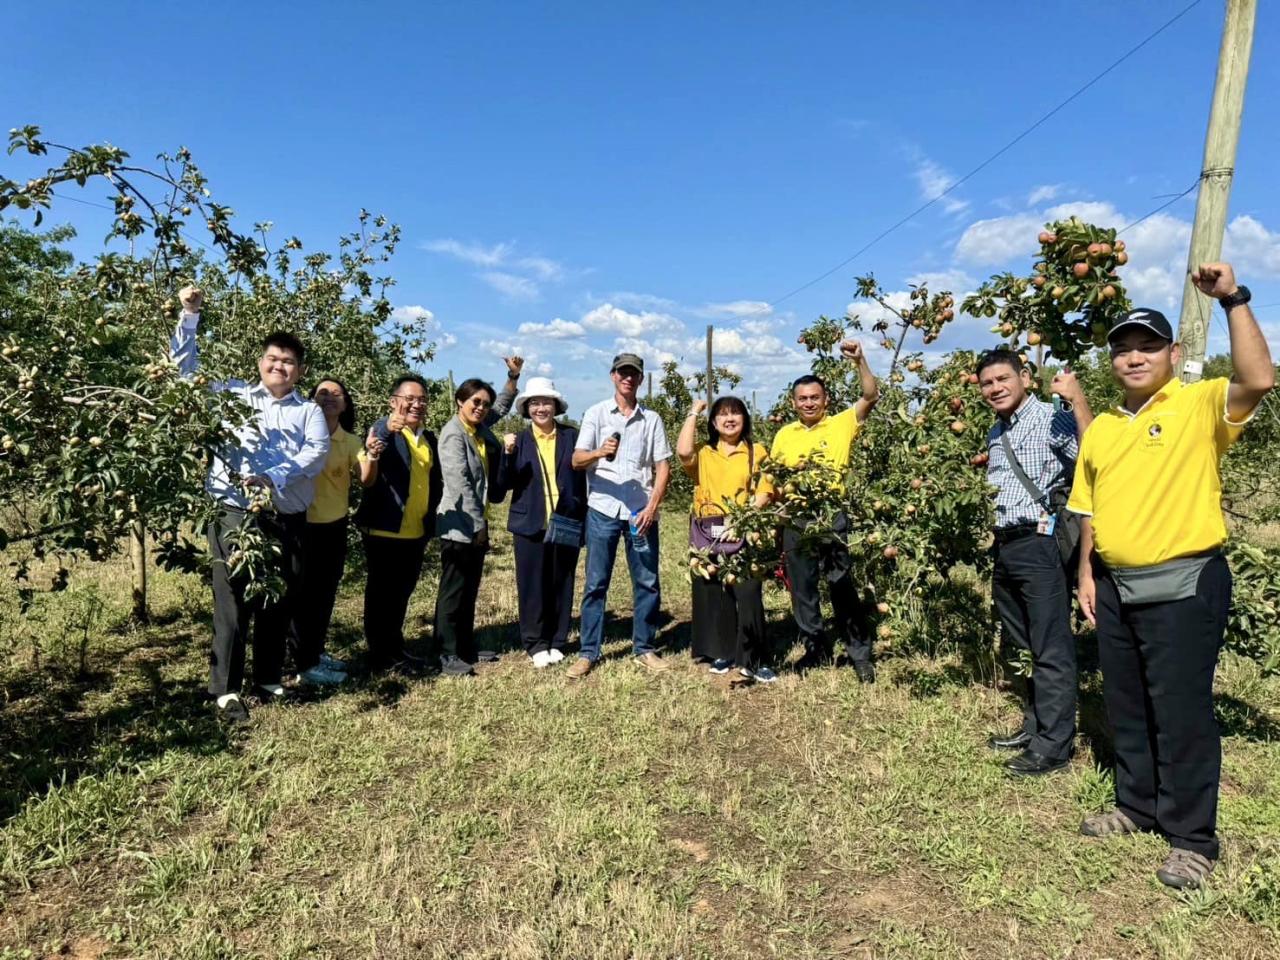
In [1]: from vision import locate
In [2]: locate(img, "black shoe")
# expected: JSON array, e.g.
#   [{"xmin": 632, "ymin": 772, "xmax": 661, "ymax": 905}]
[
  {"xmin": 476, "ymin": 649, "xmax": 500, "ymax": 663},
  {"xmin": 853, "ymin": 661, "xmax": 876, "ymax": 684},
  {"xmin": 1005, "ymin": 748, "xmax": 1072, "ymax": 777},
  {"xmin": 252, "ymin": 684, "xmax": 287, "ymax": 704},
  {"xmin": 987, "ymin": 730, "xmax": 1032, "ymax": 751},
  {"xmin": 215, "ymin": 695, "xmax": 250, "ymax": 724},
  {"xmin": 440, "ymin": 655, "xmax": 476, "ymax": 677}
]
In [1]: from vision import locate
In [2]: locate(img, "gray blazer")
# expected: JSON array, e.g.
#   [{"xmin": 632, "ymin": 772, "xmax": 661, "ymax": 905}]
[{"xmin": 435, "ymin": 381, "xmax": 516, "ymax": 543}]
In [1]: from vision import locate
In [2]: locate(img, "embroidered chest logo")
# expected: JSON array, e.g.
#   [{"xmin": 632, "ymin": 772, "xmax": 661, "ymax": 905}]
[{"xmin": 1148, "ymin": 423, "xmax": 1162, "ymax": 439}]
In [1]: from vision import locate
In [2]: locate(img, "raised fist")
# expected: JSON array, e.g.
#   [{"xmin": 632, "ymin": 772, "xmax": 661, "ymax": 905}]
[
  {"xmin": 839, "ymin": 340, "xmax": 865, "ymax": 363},
  {"xmin": 504, "ymin": 355, "xmax": 525, "ymax": 378},
  {"xmin": 1190, "ymin": 262, "xmax": 1239, "ymax": 300},
  {"xmin": 178, "ymin": 285, "xmax": 204, "ymax": 314},
  {"xmin": 690, "ymin": 398, "xmax": 708, "ymax": 417},
  {"xmin": 503, "ymin": 432, "xmax": 517, "ymax": 453}
]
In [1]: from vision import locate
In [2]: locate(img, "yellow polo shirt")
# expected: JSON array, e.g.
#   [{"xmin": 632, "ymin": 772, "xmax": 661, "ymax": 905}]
[
  {"xmin": 770, "ymin": 407, "xmax": 861, "ymax": 470},
  {"xmin": 533, "ymin": 426, "xmax": 559, "ymax": 523},
  {"xmin": 687, "ymin": 442, "xmax": 773, "ymax": 517},
  {"xmin": 361, "ymin": 428, "xmax": 434, "ymax": 539},
  {"xmin": 1066, "ymin": 377, "xmax": 1248, "ymax": 567},
  {"xmin": 308, "ymin": 427, "xmax": 363, "ymax": 523}
]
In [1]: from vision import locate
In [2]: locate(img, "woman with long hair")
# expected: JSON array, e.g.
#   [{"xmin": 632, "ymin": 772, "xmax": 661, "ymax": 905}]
[
  {"xmin": 495, "ymin": 377, "xmax": 587, "ymax": 668},
  {"xmin": 293, "ymin": 377, "xmax": 378, "ymax": 684},
  {"xmin": 675, "ymin": 395, "xmax": 776, "ymax": 683}
]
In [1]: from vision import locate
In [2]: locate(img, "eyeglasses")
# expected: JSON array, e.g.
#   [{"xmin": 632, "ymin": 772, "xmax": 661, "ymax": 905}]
[
  {"xmin": 392, "ymin": 394, "xmax": 428, "ymax": 407},
  {"xmin": 464, "ymin": 398, "xmax": 493, "ymax": 409}
]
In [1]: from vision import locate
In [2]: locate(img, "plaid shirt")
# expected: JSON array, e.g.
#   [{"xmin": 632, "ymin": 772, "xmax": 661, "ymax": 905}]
[{"xmin": 986, "ymin": 395, "xmax": 1079, "ymax": 530}]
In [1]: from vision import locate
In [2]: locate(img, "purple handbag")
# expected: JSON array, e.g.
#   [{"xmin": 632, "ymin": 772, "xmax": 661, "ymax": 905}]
[{"xmin": 689, "ymin": 515, "xmax": 744, "ymax": 556}]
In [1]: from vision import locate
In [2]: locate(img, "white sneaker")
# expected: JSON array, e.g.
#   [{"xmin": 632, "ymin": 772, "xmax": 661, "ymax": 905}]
[
  {"xmin": 531, "ymin": 650, "xmax": 553, "ymax": 669},
  {"xmin": 547, "ymin": 649, "xmax": 565, "ymax": 663}
]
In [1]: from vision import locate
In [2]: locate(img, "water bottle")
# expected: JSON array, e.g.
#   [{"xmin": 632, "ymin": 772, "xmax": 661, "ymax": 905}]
[{"xmin": 629, "ymin": 511, "xmax": 649, "ymax": 553}]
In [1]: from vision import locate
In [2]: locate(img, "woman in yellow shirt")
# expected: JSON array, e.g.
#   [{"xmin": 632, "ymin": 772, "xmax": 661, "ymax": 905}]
[
  {"xmin": 676, "ymin": 396, "xmax": 776, "ymax": 683},
  {"xmin": 294, "ymin": 378, "xmax": 379, "ymax": 685}
]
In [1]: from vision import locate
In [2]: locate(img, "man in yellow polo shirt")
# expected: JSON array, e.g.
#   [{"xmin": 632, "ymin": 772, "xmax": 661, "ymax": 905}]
[
  {"xmin": 770, "ymin": 340, "xmax": 880, "ymax": 680},
  {"xmin": 1069, "ymin": 262, "xmax": 1274, "ymax": 890}
]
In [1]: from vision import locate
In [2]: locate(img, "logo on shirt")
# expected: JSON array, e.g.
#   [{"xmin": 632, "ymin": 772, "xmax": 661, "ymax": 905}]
[{"xmin": 1148, "ymin": 423, "xmax": 1162, "ymax": 439}]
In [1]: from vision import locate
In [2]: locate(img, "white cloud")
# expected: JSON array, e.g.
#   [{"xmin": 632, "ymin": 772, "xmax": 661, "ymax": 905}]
[
  {"xmin": 1027, "ymin": 184, "xmax": 1062, "ymax": 205},
  {"xmin": 905, "ymin": 268, "xmax": 976, "ymax": 293},
  {"xmin": 481, "ymin": 272, "xmax": 540, "ymax": 301},
  {"xmin": 695, "ymin": 299, "xmax": 774, "ymax": 319},
  {"xmin": 1224, "ymin": 215, "xmax": 1280, "ymax": 276},
  {"xmin": 954, "ymin": 213, "xmax": 1042, "ymax": 265},
  {"xmin": 391, "ymin": 303, "xmax": 456, "ymax": 348},
  {"xmin": 516, "ymin": 256, "xmax": 565, "ymax": 282},
  {"xmin": 602, "ymin": 291, "xmax": 680, "ymax": 311},
  {"xmin": 424, "ymin": 237, "xmax": 571, "ymax": 299},
  {"xmin": 912, "ymin": 154, "xmax": 969, "ymax": 216},
  {"xmin": 613, "ymin": 336, "xmax": 680, "ymax": 366},
  {"xmin": 422, "ymin": 238, "xmax": 511, "ymax": 267},
  {"xmin": 581, "ymin": 302, "xmax": 682, "ymax": 338},
  {"xmin": 516, "ymin": 317, "xmax": 586, "ymax": 339}
]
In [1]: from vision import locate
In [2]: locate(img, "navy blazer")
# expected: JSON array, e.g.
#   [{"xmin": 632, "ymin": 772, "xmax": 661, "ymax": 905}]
[
  {"xmin": 496, "ymin": 424, "xmax": 587, "ymax": 537},
  {"xmin": 354, "ymin": 416, "xmax": 444, "ymax": 537}
]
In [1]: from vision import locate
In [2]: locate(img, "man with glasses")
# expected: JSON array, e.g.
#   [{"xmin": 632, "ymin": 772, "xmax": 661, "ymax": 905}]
[
  {"xmin": 1070, "ymin": 263, "xmax": 1273, "ymax": 889},
  {"xmin": 570, "ymin": 353, "xmax": 673, "ymax": 677},
  {"xmin": 170, "ymin": 286, "xmax": 330, "ymax": 723}
]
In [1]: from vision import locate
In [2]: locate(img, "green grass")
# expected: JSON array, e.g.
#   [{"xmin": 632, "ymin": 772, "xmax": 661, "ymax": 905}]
[{"xmin": 2, "ymin": 508, "xmax": 1279, "ymax": 958}]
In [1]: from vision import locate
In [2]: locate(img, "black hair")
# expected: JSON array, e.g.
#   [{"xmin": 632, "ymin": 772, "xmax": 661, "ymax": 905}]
[
  {"xmin": 309, "ymin": 377, "xmax": 356, "ymax": 433},
  {"xmin": 455, "ymin": 378, "xmax": 497, "ymax": 405},
  {"xmin": 791, "ymin": 374, "xmax": 827, "ymax": 395},
  {"xmin": 262, "ymin": 330, "xmax": 306, "ymax": 364},
  {"xmin": 389, "ymin": 373, "xmax": 430, "ymax": 396},
  {"xmin": 976, "ymin": 348, "xmax": 1026, "ymax": 379},
  {"xmin": 707, "ymin": 395, "xmax": 757, "ymax": 488}
]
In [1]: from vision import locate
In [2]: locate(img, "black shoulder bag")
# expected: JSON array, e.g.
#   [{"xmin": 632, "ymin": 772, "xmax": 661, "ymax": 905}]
[{"xmin": 998, "ymin": 429, "xmax": 1081, "ymax": 570}]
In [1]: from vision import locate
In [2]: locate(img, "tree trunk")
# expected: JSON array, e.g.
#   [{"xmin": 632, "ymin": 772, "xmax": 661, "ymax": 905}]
[{"xmin": 130, "ymin": 513, "xmax": 148, "ymax": 624}]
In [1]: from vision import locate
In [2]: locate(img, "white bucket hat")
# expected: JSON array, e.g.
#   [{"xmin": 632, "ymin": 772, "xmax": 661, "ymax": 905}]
[{"xmin": 514, "ymin": 376, "xmax": 568, "ymax": 418}]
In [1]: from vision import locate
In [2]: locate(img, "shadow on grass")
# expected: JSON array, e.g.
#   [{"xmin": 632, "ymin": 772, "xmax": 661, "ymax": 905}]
[
  {"xmin": 0, "ymin": 628, "xmax": 235, "ymax": 823},
  {"xmin": 1216, "ymin": 694, "xmax": 1280, "ymax": 742}
]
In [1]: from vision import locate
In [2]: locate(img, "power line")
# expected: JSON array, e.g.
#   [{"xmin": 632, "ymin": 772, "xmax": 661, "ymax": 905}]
[
  {"xmin": 1117, "ymin": 179, "xmax": 1201, "ymax": 234},
  {"xmin": 757, "ymin": 0, "xmax": 1205, "ymax": 315},
  {"xmin": 47, "ymin": 188, "xmax": 213, "ymax": 252}
]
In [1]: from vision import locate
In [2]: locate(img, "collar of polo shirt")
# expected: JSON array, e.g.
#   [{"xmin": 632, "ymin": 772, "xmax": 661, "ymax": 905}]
[{"xmin": 1115, "ymin": 375, "xmax": 1181, "ymax": 419}]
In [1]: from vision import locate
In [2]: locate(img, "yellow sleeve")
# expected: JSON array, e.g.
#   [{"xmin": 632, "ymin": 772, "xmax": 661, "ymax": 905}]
[
  {"xmin": 753, "ymin": 445, "xmax": 774, "ymax": 499},
  {"xmin": 1065, "ymin": 431, "xmax": 1094, "ymax": 516}
]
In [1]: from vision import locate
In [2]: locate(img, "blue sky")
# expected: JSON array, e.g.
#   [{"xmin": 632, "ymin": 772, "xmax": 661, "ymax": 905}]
[{"xmin": 5, "ymin": 1, "xmax": 1279, "ymax": 413}]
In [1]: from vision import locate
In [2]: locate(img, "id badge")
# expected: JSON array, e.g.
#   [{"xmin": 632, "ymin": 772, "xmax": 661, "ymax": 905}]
[{"xmin": 1037, "ymin": 511, "xmax": 1056, "ymax": 536}]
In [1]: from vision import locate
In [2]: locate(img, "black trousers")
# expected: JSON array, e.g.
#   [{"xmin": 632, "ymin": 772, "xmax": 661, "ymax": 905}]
[
  {"xmin": 433, "ymin": 539, "xmax": 489, "ymax": 662},
  {"xmin": 362, "ymin": 533, "xmax": 427, "ymax": 669},
  {"xmin": 991, "ymin": 534, "xmax": 1077, "ymax": 761},
  {"xmin": 291, "ymin": 516, "xmax": 349, "ymax": 671},
  {"xmin": 691, "ymin": 575, "xmax": 766, "ymax": 670},
  {"xmin": 782, "ymin": 525, "xmax": 872, "ymax": 663},
  {"xmin": 1095, "ymin": 555, "xmax": 1231, "ymax": 860},
  {"xmin": 512, "ymin": 531, "xmax": 579, "ymax": 655},
  {"xmin": 207, "ymin": 507, "xmax": 306, "ymax": 696}
]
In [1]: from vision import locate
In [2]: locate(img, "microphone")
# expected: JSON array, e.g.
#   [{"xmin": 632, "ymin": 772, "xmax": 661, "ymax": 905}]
[{"xmin": 605, "ymin": 431, "xmax": 622, "ymax": 462}]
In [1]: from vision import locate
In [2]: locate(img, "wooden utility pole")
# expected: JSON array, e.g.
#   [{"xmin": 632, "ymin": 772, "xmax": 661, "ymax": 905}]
[
  {"xmin": 705, "ymin": 325, "xmax": 714, "ymax": 407},
  {"xmin": 1177, "ymin": 0, "xmax": 1256, "ymax": 383}
]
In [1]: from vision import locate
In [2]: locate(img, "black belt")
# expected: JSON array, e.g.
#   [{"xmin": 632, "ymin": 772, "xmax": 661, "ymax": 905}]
[{"xmin": 993, "ymin": 523, "xmax": 1039, "ymax": 545}]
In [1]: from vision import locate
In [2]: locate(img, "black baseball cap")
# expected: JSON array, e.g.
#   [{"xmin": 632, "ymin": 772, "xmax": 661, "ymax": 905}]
[
  {"xmin": 1106, "ymin": 308, "xmax": 1174, "ymax": 345},
  {"xmin": 610, "ymin": 352, "xmax": 645, "ymax": 374}
]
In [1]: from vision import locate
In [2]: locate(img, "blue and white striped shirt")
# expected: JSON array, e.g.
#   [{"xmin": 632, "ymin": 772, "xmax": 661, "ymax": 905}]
[{"xmin": 986, "ymin": 396, "xmax": 1079, "ymax": 530}]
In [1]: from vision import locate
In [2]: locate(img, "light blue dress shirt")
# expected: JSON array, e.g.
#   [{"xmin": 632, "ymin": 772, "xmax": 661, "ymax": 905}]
[{"xmin": 170, "ymin": 313, "xmax": 329, "ymax": 515}]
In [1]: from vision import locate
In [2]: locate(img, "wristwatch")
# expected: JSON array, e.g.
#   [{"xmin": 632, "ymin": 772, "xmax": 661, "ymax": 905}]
[{"xmin": 1219, "ymin": 285, "xmax": 1251, "ymax": 311}]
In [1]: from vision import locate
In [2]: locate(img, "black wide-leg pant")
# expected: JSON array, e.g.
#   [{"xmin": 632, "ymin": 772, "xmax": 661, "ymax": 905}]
[
  {"xmin": 782, "ymin": 525, "xmax": 872, "ymax": 664},
  {"xmin": 512, "ymin": 531, "xmax": 579, "ymax": 655},
  {"xmin": 292, "ymin": 516, "xmax": 349, "ymax": 672},
  {"xmin": 991, "ymin": 534, "xmax": 1078, "ymax": 761},
  {"xmin": 362, "ymin": 533, "xmax": 427, "ymax": 669},
  {"xmin": 433, "ymin": 539, "xmax": 489, "ymax": 663},
  {"xmin": 1095, "ymin": 555, "xmax": 1231, "ymax": 860},
  {"xmin": 207, "ymin": 507, "xmax": 306, "ymax": 696},
  {"xmin": 691, "ymin": 575, "xmax": 766, "ymax": 670}
]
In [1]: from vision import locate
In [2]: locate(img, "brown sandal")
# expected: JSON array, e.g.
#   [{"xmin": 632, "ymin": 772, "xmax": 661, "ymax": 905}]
[
  {"xmin": 1080, "ymin": 809, "xmax": 1139, "ymax": 838},
  {"xmin": 1156, "ymin": 848, "xmax": 1216, "ymax": 889}
]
